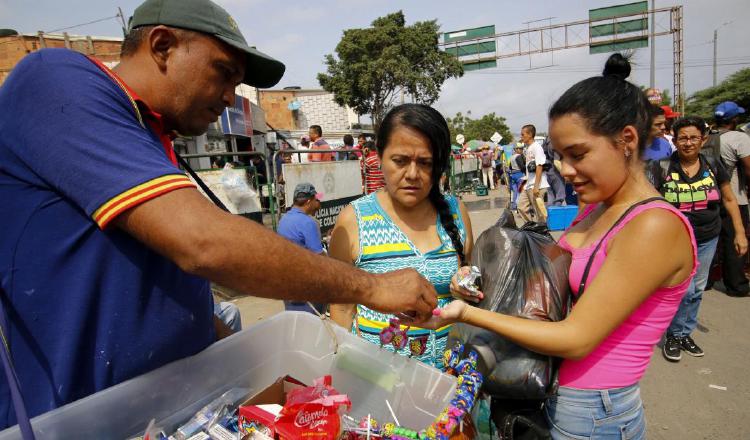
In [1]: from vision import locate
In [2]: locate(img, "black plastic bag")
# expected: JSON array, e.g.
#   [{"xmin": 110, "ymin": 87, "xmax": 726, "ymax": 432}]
[
  {"xmin": 451, "ymin": 209, "xmax": 571, "ymax": 399},
  {"xmin": 491, "ymin": 398, "xmax": 552, "ymax": 440}
]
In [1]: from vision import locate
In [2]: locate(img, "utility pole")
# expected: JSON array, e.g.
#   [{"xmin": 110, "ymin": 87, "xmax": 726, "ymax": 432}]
[
  {"xmin": 117, "ymin": 7, "xmax": 128, "ymax": 36},
  {"xmin": 713, "ymin": 29, "xmax": 718, "ymax": 87},
  {"xmin": 650, "ymin": 0, "xmax": 656, "ymax": 88},
  {"xmin": 712, "ymin": 21, "xmax": 734, "ymax": 88}
]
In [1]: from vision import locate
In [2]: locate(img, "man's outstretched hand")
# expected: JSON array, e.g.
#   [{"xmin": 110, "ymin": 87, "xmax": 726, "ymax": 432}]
[{"xmin": 362, "ymin": 269, "xmax": 438, "ymax": 323}]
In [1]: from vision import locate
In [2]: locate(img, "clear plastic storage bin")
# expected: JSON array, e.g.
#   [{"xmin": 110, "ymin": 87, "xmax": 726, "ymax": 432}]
[{"xmin": 0, "ymin": 312, "xmax": 457, "ymax": 439}]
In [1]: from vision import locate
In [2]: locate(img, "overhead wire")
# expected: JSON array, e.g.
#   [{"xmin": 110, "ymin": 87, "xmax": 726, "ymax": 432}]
[
  {"xmin": 43, "ymin": 15, "xmax": 120, "ymax": 34},
  {"xmin": 0, "ymin": 13, "xmax": 122, "ymax": 47},
  {"xmin": 465, "ymin": 61, "xmax": 750, "ymax": 75}
]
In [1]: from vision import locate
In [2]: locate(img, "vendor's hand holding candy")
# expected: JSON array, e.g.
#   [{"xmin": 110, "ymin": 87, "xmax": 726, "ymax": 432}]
[
  {"xmin": 365, "ymin": 268, "xmax": 438, "ymax": 322},
  {"xmin": 449, "ymin": 266, "xmax": 484, "ymax": 304}
]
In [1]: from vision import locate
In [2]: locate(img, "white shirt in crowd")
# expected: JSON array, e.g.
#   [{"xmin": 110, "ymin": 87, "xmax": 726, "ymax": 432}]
[
  {"xmin": 665, "ymin": 134, "xmax": 677, "ymax": 153},
  {"xmin": 291, "ymin": 144, "xmax": 310, "ymax": 163},
  {"xmin": 720, "ymin": 130, "xmax": 750, "ymax": 205},
  {"xmin": 524, "ymin": 141, "xmax": 550, "ymax": 190}
]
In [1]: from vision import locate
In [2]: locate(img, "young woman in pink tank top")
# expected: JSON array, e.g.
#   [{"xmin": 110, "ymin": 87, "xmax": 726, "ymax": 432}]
[{"xmin": 423, "ymin": 54, "xmax": 697, "ymax": 439}]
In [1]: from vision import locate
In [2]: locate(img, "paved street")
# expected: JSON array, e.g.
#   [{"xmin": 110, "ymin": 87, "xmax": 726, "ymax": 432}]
[{"xmin": 221, "ymin": 187, "xmax": 750, "ymax": 439}]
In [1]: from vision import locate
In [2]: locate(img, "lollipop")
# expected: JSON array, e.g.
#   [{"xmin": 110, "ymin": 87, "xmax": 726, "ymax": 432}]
[
  {"xmin": 408, "ymin": 336, "xmax": 428, "ymax": 358},
  {"xmin": 379, "ymin": 318, "xmax": 400, "ymax": 348},
  {"xmin": 455, "ymin": 350, "xmax": 478, "ymax": 375},
  {"xmin": 358, "ymin": 415, "xmax": 379, "ymax": 433},
  {"xmin": 443, "ymin": 342, "xmax": 463, "ymax": 375},
  {"xmin": 391, "ymin": 330, "xmax": 408, "ymax": 351},
  {"xmin": 382, "ymin": 422, "xmax": 396, "ymax": 437}
]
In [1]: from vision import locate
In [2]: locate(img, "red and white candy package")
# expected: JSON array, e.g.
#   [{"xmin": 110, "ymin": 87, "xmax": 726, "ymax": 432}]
[{"xmin": 275, "ymin": 376, "xmax": 351, "ymax": 439}]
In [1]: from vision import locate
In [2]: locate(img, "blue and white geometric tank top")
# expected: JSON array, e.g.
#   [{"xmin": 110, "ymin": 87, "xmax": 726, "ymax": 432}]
[{"xmin": 351, "ymin": 192, "xmax": 467, "ymax": 368}]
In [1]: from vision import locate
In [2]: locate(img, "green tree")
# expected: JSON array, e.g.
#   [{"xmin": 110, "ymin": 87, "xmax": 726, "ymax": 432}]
[
  {"xmin": 446, "ymin": 111, "xmax": 513, "ymax": 145},
  {"xmin": 318, "ymin": 11, "xmax": 464, "ymax": 131},
  {"xmin": 685, "ymin": 69, "xmax": 750, "ymax": 119},
  {"xmin": 446, "ymin": 111, "xmax": 470, "ymax": 143}
]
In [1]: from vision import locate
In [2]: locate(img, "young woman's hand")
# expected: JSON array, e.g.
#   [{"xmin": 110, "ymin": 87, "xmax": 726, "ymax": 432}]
[
  {"xmin": 413, "ymin": 300, "xmax": 469, "ymax": 329},
  {"xmin": 734, "ymin": 232, "xmax": 748, "ymax": 256},
  {"xmin": 450, "ymin": 266, "xmax": 484, "ymax": 304}
]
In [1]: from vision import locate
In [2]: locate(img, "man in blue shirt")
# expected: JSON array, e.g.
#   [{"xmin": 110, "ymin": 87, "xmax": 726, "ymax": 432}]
[
  {"xmin": 0, "ymin": 0, "xmax": 438, "ymax": 429},
  {"xmin": 278, "ymin": 183, "xmax": 325, "ymax": 254},
  {"xmin": 643, "ymin": 106, "xmax": 674, "ymax": 161},
  {"xmin": 278, "ymin": 183, "xmax": 326, "ymax": 314}
]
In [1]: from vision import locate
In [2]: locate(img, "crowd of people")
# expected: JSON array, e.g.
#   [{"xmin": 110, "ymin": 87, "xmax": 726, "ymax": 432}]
[
  {"xmin": 276, "ymin": 126, "xmax": 386, "ymax": 195},
  {"xmin": 1, "ymin": 0, "xmax": 749, "ymax": 438},
  {"xmin": 648, "ymin": 114, "xmax": 748, "ymax": 362},
  {"xmin": 451, "ymin": 123, "xmax": 572, "ymax": 224},
  {"xmin": 274, "ymin": 54, "xmax": 750, "ymax": 438}
]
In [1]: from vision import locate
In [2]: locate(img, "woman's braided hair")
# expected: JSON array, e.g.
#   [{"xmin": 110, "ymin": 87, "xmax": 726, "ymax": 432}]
[{"xmin": 376, "ymin": 104, "xmax": 466, "ymax": 265}]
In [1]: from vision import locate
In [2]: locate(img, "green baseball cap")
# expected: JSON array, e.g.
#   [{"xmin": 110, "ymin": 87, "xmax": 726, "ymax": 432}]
[
  {"xmin": 293, "ymin": 183, "xmax": 324, "ymax": 201},
  {"xmin": 129, "ymin": 0, "xmax": 285, "ymax": 88}
]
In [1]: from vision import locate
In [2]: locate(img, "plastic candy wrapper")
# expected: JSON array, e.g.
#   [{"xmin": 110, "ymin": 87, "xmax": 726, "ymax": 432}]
[
  {"xmin": 456, "ymin": 266, "xmax": 482, "ymax": 297},
  {"xmin": 238, "ymin": 404, "xmax": 280, "ymax": 438},
  {"xmin": 470, "ymin": 397, "xmax": 493, "ymax": 440},
  {"xmin": 451, "ymin": 210, "xmax": 571, "ymax": 399},
  {"xmin": 339, "ymin": 415, "xmax": 383, "ymax": 439},
  {"xmin": 220, "ymin": 163, "xmax": 257, "ymax": 208},
  {"xmin": 172, "ymin": 388, "xmax": 249, "ymax": 440},
  {"xmin": 275, "ymin": 375, "xmax": 351, "ymax": 439},
  {"xmin": 127, "ymin": 419, "xmax": 168, "ymax": 440}
]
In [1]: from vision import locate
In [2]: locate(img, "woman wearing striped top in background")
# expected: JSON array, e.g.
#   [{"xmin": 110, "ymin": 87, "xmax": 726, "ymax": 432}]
[
  {"xmin": 363, "ymin": 140, "xmax": 386, "ymax": 194},
  {"xmin": 329, "ymin": 104, "xmax": 474, "ymax": 368}
]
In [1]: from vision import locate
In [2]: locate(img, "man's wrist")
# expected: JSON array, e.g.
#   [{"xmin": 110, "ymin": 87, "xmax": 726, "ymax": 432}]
[{"xmin": 355, "ymin": 270, "xmax": 378, "ymax": 308}]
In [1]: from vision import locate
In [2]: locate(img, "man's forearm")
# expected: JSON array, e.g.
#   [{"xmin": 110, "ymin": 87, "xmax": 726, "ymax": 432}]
[
  {"xmin": 724, "ymin": 199, "xmax": 746, "ymax": 238},
  {"xmin": 741, "ymin": 156, "xmax": 750, "ymax": 179},
  {"xmin": 535, "ymin": 166, "xmax": 543, "ymax": 187},
  {"xmin": 198, "ymin": 213, "xmax": 375, "ymax": 305},
  {"xmin": 117, "ymin": 189, "xmax": 376, "ymax": 307}
]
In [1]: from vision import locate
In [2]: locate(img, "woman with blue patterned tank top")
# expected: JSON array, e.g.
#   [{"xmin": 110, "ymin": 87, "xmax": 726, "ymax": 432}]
[{"xmin": 329, "ymin": 104, "xmax": 474, "ymax": 368}]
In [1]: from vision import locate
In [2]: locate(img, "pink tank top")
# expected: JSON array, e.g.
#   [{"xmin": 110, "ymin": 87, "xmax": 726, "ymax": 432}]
[{"xmin": 557, "ymin": 201, "xmax": 697, "ymax": 389}]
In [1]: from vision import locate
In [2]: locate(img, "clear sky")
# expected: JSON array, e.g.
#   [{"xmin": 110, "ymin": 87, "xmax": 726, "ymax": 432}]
[{"xmin": 4, "ymin": 0, "xmax": 749, "ymax": 133}]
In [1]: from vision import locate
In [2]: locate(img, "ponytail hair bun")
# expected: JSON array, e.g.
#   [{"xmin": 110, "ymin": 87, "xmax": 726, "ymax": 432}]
[
  {"xmin": 550, "ymin": 52, "xmax": 650, "ymax": 156},
  {"xmin": 602, "ymin": 53, "xmax": 631, "ymax": 80}
]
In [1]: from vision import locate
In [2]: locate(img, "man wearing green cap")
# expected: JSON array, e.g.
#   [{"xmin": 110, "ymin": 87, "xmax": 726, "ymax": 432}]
[{"xmin": 0, "ymin": 0, "xmax": 437, "ymax": 428}]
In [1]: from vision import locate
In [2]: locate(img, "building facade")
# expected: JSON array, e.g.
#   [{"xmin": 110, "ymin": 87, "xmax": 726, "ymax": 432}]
[
  {"xmin": 0, "ymin": 31, "xmax": 122, "ymax": 85},
  {"xmin": 259, "ymin": 89, "xmax": 360, "ymax": 137}
]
